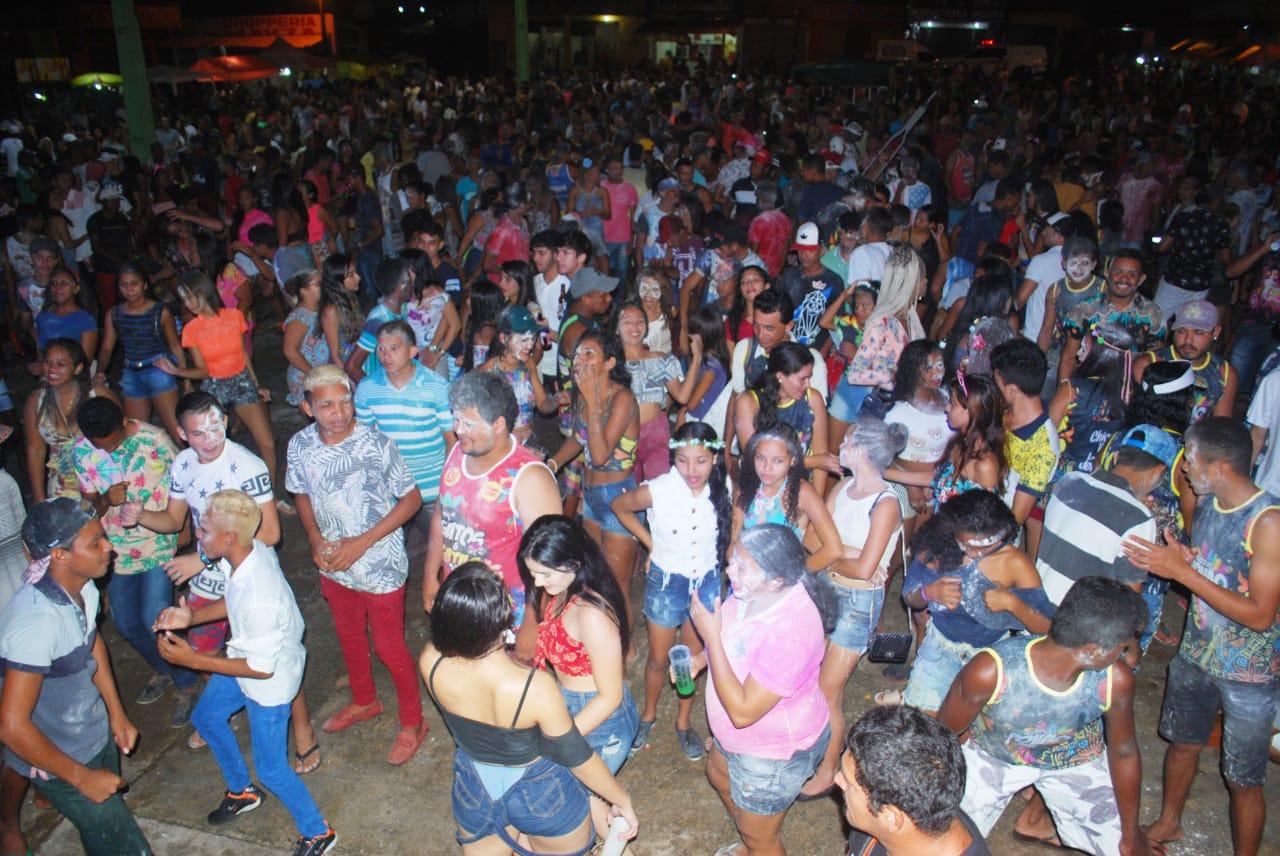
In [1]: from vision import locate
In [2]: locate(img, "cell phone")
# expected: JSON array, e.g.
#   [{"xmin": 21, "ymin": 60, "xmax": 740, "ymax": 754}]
[{"xmin": 538, "ymin": 329, "xmax": 552, "ymax": 349}]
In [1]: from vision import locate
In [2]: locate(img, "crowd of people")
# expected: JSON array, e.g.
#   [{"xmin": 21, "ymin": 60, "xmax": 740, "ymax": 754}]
[{"xmin": 0, "ymin": 47, "xmax": 1277, "ymax": 856}]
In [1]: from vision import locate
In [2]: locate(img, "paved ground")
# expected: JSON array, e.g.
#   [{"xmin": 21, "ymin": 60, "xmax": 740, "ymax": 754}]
[{"xmin": 13, "ymin": 324, "xmax": 1280, "ymax": 855}]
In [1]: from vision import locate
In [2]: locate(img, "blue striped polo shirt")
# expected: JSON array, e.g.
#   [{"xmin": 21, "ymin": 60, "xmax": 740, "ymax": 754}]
[{"xmin": 354, "ymin": 362, "xmax": 452, "ymax": 502}]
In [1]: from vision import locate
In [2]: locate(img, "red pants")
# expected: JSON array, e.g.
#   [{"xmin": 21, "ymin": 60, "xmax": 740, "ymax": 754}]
[
  {"xmin": 95, "ymin": 272, "xmax": 119, "ymax": 314},
  {"xmin": 319, "ymin": 576, "xmax": 422, "ymax": 728}
]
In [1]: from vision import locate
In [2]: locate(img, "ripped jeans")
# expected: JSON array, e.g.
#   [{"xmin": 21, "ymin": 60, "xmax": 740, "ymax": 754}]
[{"xmin": 560, "ymin": 684, "xmax": 639, "ymax": 774}]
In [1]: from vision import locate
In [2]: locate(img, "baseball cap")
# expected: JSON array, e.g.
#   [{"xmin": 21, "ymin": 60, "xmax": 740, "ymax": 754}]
[
  {"xmin": 843, "ymin": 121, "xmax": 865, "ymax": 140},
  {"xmin": 706, "ymin": 223, "xmax": 748, "ymax": 250},
  {"xmin": 22, "ymin": 497, "xmax": 95, "ymax": 560},
  {"xmin": 29, "ymin": 237, "xmax": 59, "ymax": 256},
  {"xmin": 657, "ymin": 177, "xmax": 680, "ymax": 194},
  {"xmin": 498, "ymin": 304, "xmax": 540, "ymax": 335},
  {"xmin": 1045, "ymin": 212, "xmax": 1071, "ymax": 229},
  {"xmin": 570, "ymin": 267, "xmax": 619, "ymax": 298},
  {"xmin": 793, "ymin": 222, "xmax": 821, "ymax": 251},
  {"xmin": 1172, "ymin": 299, "xmax": 1219, "ymax": 332},
  {"xmin": 1115, "ymin": 424, "xmax": 1180, "ymax": 470}
]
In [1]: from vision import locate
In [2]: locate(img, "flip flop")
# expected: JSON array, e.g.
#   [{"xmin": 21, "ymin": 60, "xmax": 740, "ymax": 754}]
[
  {"xmin": 1011, "ymin": 829, "xmax": 1063, "ymax": 849},
  {"xmin": 294, "ymin": 743, "xmax": 321, "ymax": 775},
  {"xmin": 874, "ymin": 688, "xmax": 904, "ymax": 706}
]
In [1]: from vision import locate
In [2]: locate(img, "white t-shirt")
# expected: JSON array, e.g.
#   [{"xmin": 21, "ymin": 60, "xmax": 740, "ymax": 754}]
[
  {"xmin": 169, "ymin": 440, "xmax": 273, "ymax": 600},
  {"xmin": 223, "ymin": 541, "xmax": 307, "ymax": 705},
  {"xmin": 534, "ymin": 272, "xmax": 569, "ymax": 377},
  {"xmin": 1021, "ymin": 245, "xmax": 1063, "ymax": 342},
  {"xmin": 0, "ymin": 138, "xmax": 22, "ymax": 177},
  {"xmin": 846, "ymin": 241, "xmax": 891, "ymax": 287},
  {"xmin": 1247, "ymin": 368, "xmax": 1280, "ymax": 496}
]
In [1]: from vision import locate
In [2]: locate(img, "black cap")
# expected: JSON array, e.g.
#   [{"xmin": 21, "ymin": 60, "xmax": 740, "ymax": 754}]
[
  {"xmin": 22, "ymin": 498, "xmax": 95, "ymax": 560},
  {"xmin": 706, "ymin": 223, "xmax": 748, "ymax": 250}
]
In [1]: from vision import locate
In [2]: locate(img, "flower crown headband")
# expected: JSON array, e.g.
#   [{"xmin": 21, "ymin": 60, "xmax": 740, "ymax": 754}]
[{"xmin": 669, "ymin": 437, "xmax": 724, "ymax": 451}]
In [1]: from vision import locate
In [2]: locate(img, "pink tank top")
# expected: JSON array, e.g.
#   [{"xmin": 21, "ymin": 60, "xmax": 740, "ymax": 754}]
[
  {"xmin": 306, "ymin": 203, "xmax": 325, "ymax": 243},
  {"xmin": 439, "ymin": 438, "xmax": 545, "ymax": 593}
]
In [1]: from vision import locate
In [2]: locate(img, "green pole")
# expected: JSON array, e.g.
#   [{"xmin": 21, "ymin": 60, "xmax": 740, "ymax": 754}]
[
  {"xmin": 110, "ymin": 0, "xmax": 157, "ymax": 165},
  {"xmin": 514, "ymin": 0, "xmax": 529, "ymax": 83}
]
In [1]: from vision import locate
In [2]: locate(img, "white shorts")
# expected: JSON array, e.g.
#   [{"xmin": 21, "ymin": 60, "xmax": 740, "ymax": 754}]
[{"xmin": 960, "ymin": 741, "xmax": 1122, "ymax": 856}]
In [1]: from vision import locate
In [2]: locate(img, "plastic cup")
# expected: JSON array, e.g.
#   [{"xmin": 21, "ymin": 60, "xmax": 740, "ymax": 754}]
[
  {"xmin": 600, "ymin": 816, "xmax": 631, "ymax": 856},
  {"xmin": 669, "ymin": 644, "xmax": 695, "ymax": 697}
]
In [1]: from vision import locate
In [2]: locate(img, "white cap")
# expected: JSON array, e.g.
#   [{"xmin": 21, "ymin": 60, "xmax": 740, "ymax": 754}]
[{"xmin": 793, "ymin": 221, "xmax": 820, "ymax": 250}]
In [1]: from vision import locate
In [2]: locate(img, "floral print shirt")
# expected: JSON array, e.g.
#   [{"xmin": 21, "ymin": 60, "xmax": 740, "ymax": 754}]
[{"xmin": 844, "ymin": 315, "xmax": 908, "ymax": 388}]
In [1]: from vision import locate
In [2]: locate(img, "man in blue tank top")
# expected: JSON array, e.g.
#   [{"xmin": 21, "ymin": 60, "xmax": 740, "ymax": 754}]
[
  {"xmin": 1124, "ymin": 417, "xmax": 1280, "ymax": 855},
  {"xmin": 938, "ymin": 577, "xmax": 1155, "ymax": 856}
]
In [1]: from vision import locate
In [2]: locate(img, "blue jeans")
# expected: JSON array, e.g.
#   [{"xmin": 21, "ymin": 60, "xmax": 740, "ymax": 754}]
[
  {"xmin": 193, "ymin": 674, "xmax": 328, "ymax": 838},
  {"xmin": 606, "ymin": 242, "xmax": 631, "ymax": 282},
  {"xmin": 903, "ymin": 622, "xmax": 981, "ymax": 712},
  {"xmin": 1231, "ymin": 319, "xmax": 1276, "ymax": 397},
  {"xmin": 561, "ymin": 685, "xmax": 639, "ymax": 774},
  {"xmin": 829, "ymin": 377, "xmax": 874, "ymax": 422},
  {"xmin": 643, "ymin": 564, "xmax": 720, "ymax": 629},
  {"xmin": 108, "ymin": 564, "xmax": 196, "ymax": 689},
  {"xmin": 717, "ymin": 723, "xmax": 830, "ymax": 816},
  {"xmin": 120, "ymin": 362, "xmax": 178, "ymax": 399},
  {"xmin": 452, "ymin": 748, "xmax": 591, "ymax": 855},
  {"xmin": 583, "ymin": 475, "xmax": 636, "ymax": 535},
  {"xmin": 1139, "ymin": 575, "xmax": 1169, "ymax": 651},
  {"xmin": 828, "ymin": 582, "xmax": 884, "ymax": 653},
  {"xmin": 356, "ymin": 247, "xmax": 383, "ymax": 305}
]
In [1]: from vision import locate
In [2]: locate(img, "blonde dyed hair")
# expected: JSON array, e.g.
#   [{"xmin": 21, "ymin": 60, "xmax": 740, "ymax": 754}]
[
  {"xmin": 303, "ymin": 363, "xmax": 354, "ymax": 397},
  {"xmin": 206, "ymin": 490, "xmax": 262, "ymax": 546},
  {"xmin": 867, "ymin": 245, "xmax": 927, "ymax": 340}
]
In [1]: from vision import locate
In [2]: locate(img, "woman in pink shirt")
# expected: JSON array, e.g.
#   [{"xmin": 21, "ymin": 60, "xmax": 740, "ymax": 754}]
[{"xmin": 686, "ymin": 523, "xmax": 834, "ymax": 856}]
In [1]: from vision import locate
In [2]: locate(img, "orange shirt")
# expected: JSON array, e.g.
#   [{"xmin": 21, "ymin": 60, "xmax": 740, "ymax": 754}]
[{"xmin": 182, "ymin": 308, "xmax": 248, "ymax": 379}]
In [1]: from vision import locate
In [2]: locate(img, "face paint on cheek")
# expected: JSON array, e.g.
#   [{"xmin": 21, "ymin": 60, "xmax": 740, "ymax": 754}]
[
  {"xmin": 193, "ymin": 412, "xmax": 227, "ymax": 448},
  {"xmin": 638, "ymin": 283, "xmax": 661, "ymax": 301},
  {"xmin": 1066, "ymin": 256, "xmax": 1095, "ymax": 282}
]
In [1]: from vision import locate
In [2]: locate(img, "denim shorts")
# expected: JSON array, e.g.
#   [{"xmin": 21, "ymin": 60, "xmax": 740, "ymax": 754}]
[
  {"xmin": 828, "ymin": 377, "xmax": 874, "ymax": 422},
  {"xmin": 1159, "ymin": 655, "xmax": 1279, "ymax": 787},
  {"xmin": 717, "ymin": 723, "xmax": 830, "ymax": 816},
  {"xmin": 121, "ymin": 362, "xmax": 177, "ymax": 399},
  {"xmin": 903, "ymin": 622, "xmax": 981, "ymax": 712},
  {"xmin": 582, "ymin": 475, "xmax": 636, "ymax": 536},
  {"xmin": 828, "ymin": 581, "xmax": 884, "ymax": 653},
  {"xmin": 202, "ymin": 368, "xmax": 260, "ymax": 408},
  {"xmin": 452, "ymin": 747, "xmax": 590, "ymax": 854},
  {"xmin": 643, "ymin": 564, "xmax": 720, "ymax": 629},
  {"xmin": 561, "ymin": 684, "xmax": 639, "ymax": 775}
]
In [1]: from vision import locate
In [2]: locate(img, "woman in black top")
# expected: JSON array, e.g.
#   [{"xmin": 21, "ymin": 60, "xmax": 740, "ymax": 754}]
[{"xmin": 421, "ymin": 563, "xmax": 638, "ymax": 855}]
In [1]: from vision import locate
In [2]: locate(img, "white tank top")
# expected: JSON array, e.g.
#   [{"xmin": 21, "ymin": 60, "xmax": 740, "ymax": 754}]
[{"xmin": 831, "ymin": 487, "xmax": 901, "ymax": 588}]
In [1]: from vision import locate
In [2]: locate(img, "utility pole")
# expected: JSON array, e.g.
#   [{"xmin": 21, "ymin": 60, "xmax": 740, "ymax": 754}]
[
  {"xmin": 110, "ymin": 0, "xmax": 157, "ymax": 165},
  {"xmin": 514, "ymin": 0, "xmax": 529, "ymax": 83}
]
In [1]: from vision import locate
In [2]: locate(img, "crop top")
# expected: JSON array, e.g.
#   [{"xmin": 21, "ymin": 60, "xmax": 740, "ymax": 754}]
[
  {"xmin": 626, "ymin": 353, "xmax": 683, "ymax": 406},
  {"xmin": 536, "ymin": 598, "xmax": 594, "ymax": 678},
  {"xmin": 427, "ymin": 657, "xmax": 593, "ymax": 768}
]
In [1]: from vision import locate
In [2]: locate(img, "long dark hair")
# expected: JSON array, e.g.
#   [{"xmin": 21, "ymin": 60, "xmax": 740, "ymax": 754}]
[
  {"xmin": 737, "ymin": 524, "xmax": 837, "ymax": 633},
  {"xmin": 751, "ymin": 341, "xmax": 814, "ymax": 433},
  {"xmin": 1071, "ymin": 322, "xmax": 1135, "ymax": 419},
  {"xmin": 945, "ymin": 271, "xmax": 1015, "ymax": 374},
  {"xmin": 736, "ymin": 424, "xmax": 806, "ymax": 526},
  {"xmin": 315, "ymin": 253, "xmax": 361, "ymax": 344},
  {"xmin": 892, "ymin": 339, "xmax": 941, "ymax": 403},
  {"xmin": 518, "ymin": 516, "xmax": 630, "ymax": 655},
  {"xmin": 500, "ymin": 259, "xmax": 536, "ymax": 307},
  {"xmin": 38, "ymin": 338, "xmax": 91, "ymax": 433},
  {"xmin": 1126, "ymin": 360, "xmax": 1194, "ymax": 434},
  {"xmin": 943, "ymin": 372, "xmax": 1009, "ymax": 491},
  {"xmin": 272, "ymin": 171, "xmax": 307, "ymax": 224},
  {"xmin": 464, "ymin": 281, "xmax": 507, "ymax": 372},
  {"xmin": 728, "ymin": 264, "xmax": 769, "ymax": 337},
  {"xmin": 572, "ymin": 329, "xmax": 633, "ymax": 391},
  {"xmin": 669, "ymin": 421, "xmax": 732, "ymax": 569},
  {"xmin": 687, "ymin": 305, "xmax": 731, "ymax": 369}
]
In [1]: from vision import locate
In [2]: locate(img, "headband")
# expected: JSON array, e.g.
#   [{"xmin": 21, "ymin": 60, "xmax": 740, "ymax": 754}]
[
  {"xmin": 960, "ymin": 528, "xmax": 1009, "ymax": 549},
  {"xmin": 1145, "ymin": 363, "xmax": 1196, "ymax": 395},
  {"xmin": 669, "ymin": 437, "xmax": 724, "ymax": 451}
]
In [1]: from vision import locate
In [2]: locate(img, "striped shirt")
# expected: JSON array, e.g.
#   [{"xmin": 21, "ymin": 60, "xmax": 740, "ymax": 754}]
[
  {"xmin": 355, "ymin": 363, "xmax": 452, "ymax": 501},
  {"xmin": 1036, "ymin": 469, "xmax": 1155, "ymax": 605}
]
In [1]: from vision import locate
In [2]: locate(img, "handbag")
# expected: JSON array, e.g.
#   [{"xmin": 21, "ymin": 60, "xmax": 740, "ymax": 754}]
[
  {"xmin": 865, "ymin": 500, "xmax": 912, "ymax": 664},
  {"xmin": 859, "ymin": 386, "xmax": 895, "ymax": 421}
]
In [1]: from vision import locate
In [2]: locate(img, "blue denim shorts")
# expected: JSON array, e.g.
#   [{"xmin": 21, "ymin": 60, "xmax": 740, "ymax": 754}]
[
  {"xmin": 828, "ymin": 377, "xmax": 874, "ymax": 422},
  {"xmin": 121, "ymin": 362, "xmax": 178, "ymax": 399},
  {"xmin": 828, "ymin": 581, "xmax": 884, "ymax": 653},
  {"xmin": 452, "ymin": 747, "xmax": 590, "ymax": 853},
  {"xmin": 1159, "ymin": 655, "xmax": 1279, "ymax": 787},
  {"xmin": 903, "ymin": 622, "xmax": 981, "ymax": 712},
  {"xmin": 643, "ymin": 564, "xmax": 720, "ymax": 629},
  {"xmin": 716, "ymin": 723, "xmax": 830, "ymax": 816},
  {"xmin": 561, "ymin": 684, "xmax": 639, "ymax": 775},
  {"xmin": 582, "ymin": 475, "xmax": 635, "ymax": 535}
]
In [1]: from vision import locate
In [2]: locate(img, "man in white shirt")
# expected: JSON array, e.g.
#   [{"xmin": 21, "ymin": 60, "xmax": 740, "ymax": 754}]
[
  {"xmin": 1248, "ymin": 365, "xmax": 1280, "ymax": 496},
  {"xmin": 531, "ymin": 230, "xmax": 568, "ymax": 385},
  {"xmin": 1018, "ymin": 212, "xmax": 1073, "ymax": 345},
  {"xmin": 846, "ymin": 207, "xmax": 894, "ymax": 287},
  {"xmin": 154, "ymin": 491, "xmax": 336, "ymax": 855},
  {"xmin": 729, "ymin": 288, "xmax": 828, "ymax": 401}
]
